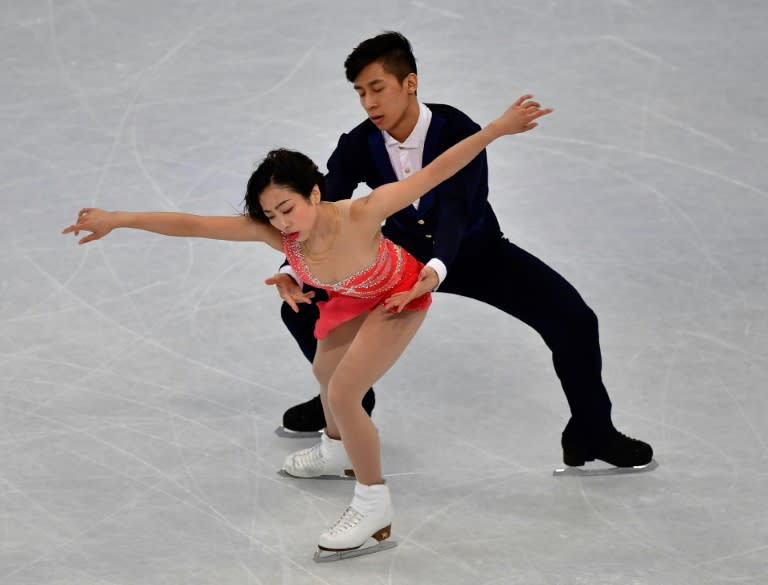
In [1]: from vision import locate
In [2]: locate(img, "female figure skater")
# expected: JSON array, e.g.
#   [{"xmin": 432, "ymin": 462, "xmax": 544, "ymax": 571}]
[{"xmin": 63, "ymin": 95, "xmax": 551, "ymax": 558}]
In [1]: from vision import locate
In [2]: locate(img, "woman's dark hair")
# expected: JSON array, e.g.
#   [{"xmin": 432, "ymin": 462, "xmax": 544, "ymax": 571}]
[
  {"xmin": 344, "ymin": 31, "xmax": 417, "ymax": 83},
  {"xmin": 243, "ymin": 149, "xmax": 325, "ymax": 223}
]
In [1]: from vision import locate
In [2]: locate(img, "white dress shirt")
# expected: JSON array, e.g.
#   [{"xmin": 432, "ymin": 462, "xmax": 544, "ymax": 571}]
[{"xmin": 381, "ymin": 101, "xmax": 447, "ymax": 287}]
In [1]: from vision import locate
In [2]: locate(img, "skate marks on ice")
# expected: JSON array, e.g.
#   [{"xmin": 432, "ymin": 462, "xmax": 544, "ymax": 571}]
[
  {"xmin": 313, "ymin": 539, "xmax": 397, "ymax": 563},
  {"xmin": 274, "ymin": 426, "xmax": 322, "ymax": 438},
  {"xmin": 553, "ymin": 459, "xmax": 659, "ymax": 477}
]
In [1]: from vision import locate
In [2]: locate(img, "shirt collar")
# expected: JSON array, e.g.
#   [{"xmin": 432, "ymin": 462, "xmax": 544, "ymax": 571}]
[{"xmin": 383, "ymin": 102, "xmax": 431, "ymax": 149}]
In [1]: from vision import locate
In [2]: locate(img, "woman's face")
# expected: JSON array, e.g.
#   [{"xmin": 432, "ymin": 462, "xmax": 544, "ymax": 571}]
[{"xmin": 259, "ymin": 184, "xmax": 318, "ymax": 240}]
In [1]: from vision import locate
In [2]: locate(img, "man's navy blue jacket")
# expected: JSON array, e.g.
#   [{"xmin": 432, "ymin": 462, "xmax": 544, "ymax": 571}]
[
  {"xmin": 282, "ymin": 102, "xmax": 617, "ymax": 438},
  {"xmin": 324, "ymin": 103, "xmax": 502, "ymax": 270}
]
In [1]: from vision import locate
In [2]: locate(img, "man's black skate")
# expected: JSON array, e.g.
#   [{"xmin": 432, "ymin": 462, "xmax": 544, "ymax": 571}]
[
  {"xmin": 558, "ymin": 421, "xmax": 655, "ymax": 476},
  {"xmin": 562, "ymin": 430, "xmax": 653, "ymax": 468},
  {"xmin": 279, "ymin": 389, "xmax": 376, "ymax": 434}
]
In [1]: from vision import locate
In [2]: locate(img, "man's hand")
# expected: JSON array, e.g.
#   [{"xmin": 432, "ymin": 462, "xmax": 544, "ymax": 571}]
[
  {"xmin": 265, "ymin": 273, "xmax": 315, "ymax": 312},
  {"xmin": 383, "ymin": 265, "xmax": 438, "ymax": 313}
]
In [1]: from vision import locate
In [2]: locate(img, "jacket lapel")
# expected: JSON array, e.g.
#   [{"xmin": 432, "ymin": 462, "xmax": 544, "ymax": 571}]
[
  {"xmin": 366, "ymin": 111, "xmax": 447, "ymax": 218},
  {"xmin": 367, "ymin": 132, "xmax": 398, "ymax": 184},
  {"xmin": 416, "ymin": 112, "xmax": 446, "ymax": 215}
]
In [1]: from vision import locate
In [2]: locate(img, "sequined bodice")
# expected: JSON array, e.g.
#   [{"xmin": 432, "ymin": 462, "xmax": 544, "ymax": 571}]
[{"xmin": 282, "ymin": 234, "xmax": 405, "ymax": 298}]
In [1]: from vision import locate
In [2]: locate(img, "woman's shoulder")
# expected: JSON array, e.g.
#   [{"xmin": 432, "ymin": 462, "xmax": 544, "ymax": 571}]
[{"xmin": 330, "ymin": 199, "xmax": 355, "ymax": 216}]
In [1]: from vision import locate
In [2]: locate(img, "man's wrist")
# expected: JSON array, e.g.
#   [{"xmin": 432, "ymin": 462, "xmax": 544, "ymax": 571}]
[
  {"xmin": 279, "ymin": 264, "xmax": 302, "ymax": 287},
  {"xmin": 425, "ymin": 258, "xmax": 447, "ymax": 290}
]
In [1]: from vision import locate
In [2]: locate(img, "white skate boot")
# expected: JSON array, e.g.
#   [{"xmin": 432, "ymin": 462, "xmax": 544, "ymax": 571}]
[
  {"xmin": 314, "ymin": 482, "xmax": 396, "ymax": 562},
  {"xmin": 281, "ymin": 432, "xmax": 354, "ymax": 479}
]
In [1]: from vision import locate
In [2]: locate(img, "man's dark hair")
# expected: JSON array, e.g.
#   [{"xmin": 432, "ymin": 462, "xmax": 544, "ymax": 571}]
[{"xmin": 344, "ymin": 31, "xmax": 417, "ymax": 83}]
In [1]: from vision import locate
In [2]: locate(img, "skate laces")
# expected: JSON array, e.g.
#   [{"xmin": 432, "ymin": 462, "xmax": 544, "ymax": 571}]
[
  {"xmin": 292, "ymin": 443, "xmax": 326, "ymax": 471},
  {"xmin": 327, "ymin": 506, "xmax": 363, "ymax": 535}
]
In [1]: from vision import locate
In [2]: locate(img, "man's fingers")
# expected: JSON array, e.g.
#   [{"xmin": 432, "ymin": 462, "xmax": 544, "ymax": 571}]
[
  {"xmin": 385, "ymin": 291, "xmax": 414, "ymax": 313},
  {"xmin": 396, "ymin": 294, "xmax": 415, "ymax": 312},
  {"xmin": 383, "ymin": 293, "xmax": 402, "ymax": 309}
]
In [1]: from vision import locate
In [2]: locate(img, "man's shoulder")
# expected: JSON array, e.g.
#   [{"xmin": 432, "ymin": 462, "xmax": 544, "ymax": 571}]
[
  {"xmin": 425, "ymin": 103, "xmax": 480, "ymax": 130},
  {"xmin": 328, "ymin": 119, "xmax": 376, "ymax": 164},
  {"xmin": 342, "ymin": 118, "xmax": 378, "ymax": 142}
]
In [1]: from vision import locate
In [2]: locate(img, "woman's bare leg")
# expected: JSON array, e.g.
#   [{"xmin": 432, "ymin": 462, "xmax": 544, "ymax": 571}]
[
  {"xmin": 312, "ymin": 312, "xmax": 367, "ymax": 439},
  {"xmin": 327, "ymin": 305, "xmax": 427, "ymax": 485}
]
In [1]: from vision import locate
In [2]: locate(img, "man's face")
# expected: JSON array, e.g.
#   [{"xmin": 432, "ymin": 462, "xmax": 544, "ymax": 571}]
[{"xmin": 353, "ymin": 61, "xmax": 418, "ymax": 142}]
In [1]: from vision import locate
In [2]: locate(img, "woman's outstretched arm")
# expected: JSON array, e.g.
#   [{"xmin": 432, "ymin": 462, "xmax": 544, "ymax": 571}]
[
  {"xmin": 353, "ymin": 95, "xmax": 552, "ymax": 223},
  {"xmin": 62, "ymin": 208, "xmax": 283, "ymax": 251}
]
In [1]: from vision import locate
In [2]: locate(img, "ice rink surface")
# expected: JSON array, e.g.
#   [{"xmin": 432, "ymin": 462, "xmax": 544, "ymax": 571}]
[{"xmin": 2, "ymin": 1, "xmax": 767, "ymax": 583}]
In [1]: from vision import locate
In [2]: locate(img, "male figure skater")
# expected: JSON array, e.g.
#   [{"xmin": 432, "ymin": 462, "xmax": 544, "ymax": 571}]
[{"xmin": 271, "ymin": 32, "xmax": 652, "ymax": 469}]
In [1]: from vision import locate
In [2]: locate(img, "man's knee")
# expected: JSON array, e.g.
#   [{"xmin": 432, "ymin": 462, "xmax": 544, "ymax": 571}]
[
  {"xmin": 281, "ymin": 300, "xmax": 315, "ymax": 329},
  {"xmin": 572, "ymin": 301, "xmax": 598, "ymax": 334},
  {"xmin": 545, "ymin": 298, "xmax": 599, "ymax": 349},
  {"xmin": 281, "ymin": 301, "xmax": 320, "ymax": 362}
]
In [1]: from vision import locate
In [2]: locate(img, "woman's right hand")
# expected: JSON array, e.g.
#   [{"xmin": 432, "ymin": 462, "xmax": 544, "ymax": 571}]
[
  {"xmin": 62, "ymin": 208, "xmax": 117, "ymax": 244},
  {"xmin": 492, "ymin": 94, "xmax": 553, "ymax": 136}
]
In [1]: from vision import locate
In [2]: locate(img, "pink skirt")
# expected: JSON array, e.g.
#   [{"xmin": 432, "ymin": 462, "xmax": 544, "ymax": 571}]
[{"xmin": 314, "ymin": 251, "xmax": 432, "ymax": 339}]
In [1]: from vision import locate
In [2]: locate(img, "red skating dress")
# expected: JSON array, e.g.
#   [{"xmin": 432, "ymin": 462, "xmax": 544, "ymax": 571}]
[{"xmin": 282, "ymin": 233, "xmax": 432, "ymax": 339}]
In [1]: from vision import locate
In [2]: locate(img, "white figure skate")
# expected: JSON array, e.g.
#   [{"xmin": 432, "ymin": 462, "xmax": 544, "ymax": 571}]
[
  {"xmin": 281, "ymin": 432, "xmax": 355, "ymax": 479},
  {"xmin": 314, "ymin": 482, "xmax": 396, "ymax": 562}
]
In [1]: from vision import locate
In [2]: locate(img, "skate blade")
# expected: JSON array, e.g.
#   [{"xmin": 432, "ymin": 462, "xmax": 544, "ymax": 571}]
[
  {"xmin": 277, "ymin": 469, "xmax": 355, "ymax": 481},
  {"xmin": 553, "ymin": 458, "xmax": 659, "ymax": 477},
  {"xmin": 274, "ymin": 426, "xmax": 322, "ymax": 439},
  {"xmin": 313, "ymin": 540, "xmax": 397, "ymax": 563}
]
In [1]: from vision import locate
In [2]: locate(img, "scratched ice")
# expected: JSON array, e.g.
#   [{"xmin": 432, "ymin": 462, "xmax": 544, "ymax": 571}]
[{"xmin": 1, "ymin": 1, "xmax": 767, "ymax": 584}]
